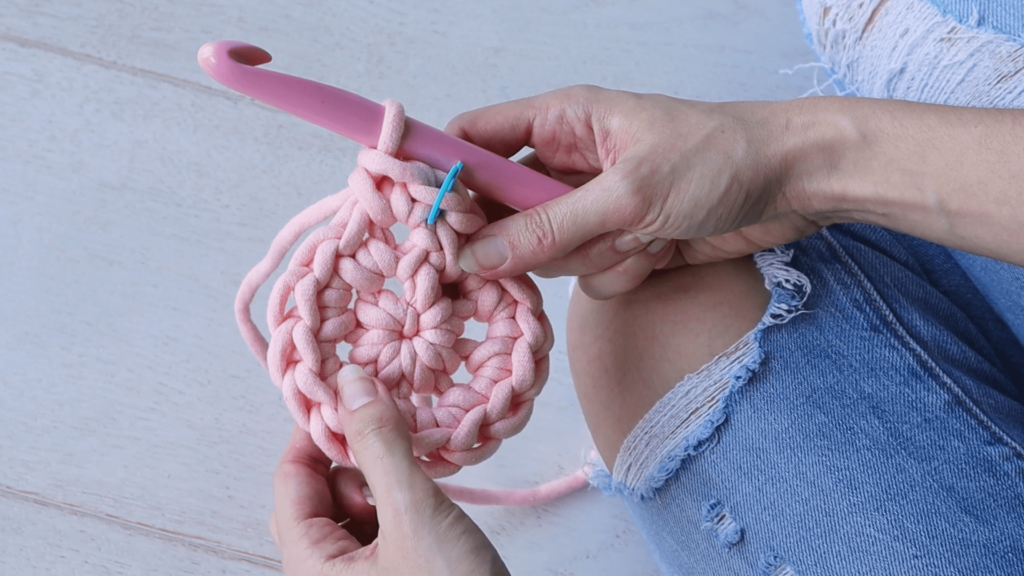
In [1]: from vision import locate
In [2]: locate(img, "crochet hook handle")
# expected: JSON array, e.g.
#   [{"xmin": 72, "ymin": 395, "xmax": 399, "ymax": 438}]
[{"xmin": 197, "ymin": 41, "xmax": 573, "ymax": 211}]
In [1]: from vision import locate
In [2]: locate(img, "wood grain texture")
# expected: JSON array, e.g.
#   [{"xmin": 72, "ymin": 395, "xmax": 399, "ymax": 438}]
[
  {"xmin": 0, "ymin": 1, "xmax": 818, "ymax": 573},
  {"xmin": 0, "ymin": 490, "xmax": 279, "ymax": 574}
]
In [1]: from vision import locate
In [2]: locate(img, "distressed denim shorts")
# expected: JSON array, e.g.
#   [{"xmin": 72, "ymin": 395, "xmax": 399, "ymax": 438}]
[{"xmin": 589, "ymin": 2, "xmax": 1024, "ymax": 574}]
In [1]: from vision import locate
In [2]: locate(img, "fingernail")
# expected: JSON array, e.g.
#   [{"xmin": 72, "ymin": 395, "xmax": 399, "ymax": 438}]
[
  {"xmin": 647, "ymin": 238, "xmax": 670, "ymax": 254},
  {"xmin": 614, "ymin": 232, "xmax": 655, "ymax": 252},
  {"xmin": 339, "ymin": 364, "xmax": 377, "ymax": 411},
  {"xmin": 458, "ymin": 236, "xmax": 509, "ymax": 273},
  {"xmin": 361, "ymin": 486, "xmax": 376, "ymax": 507}
]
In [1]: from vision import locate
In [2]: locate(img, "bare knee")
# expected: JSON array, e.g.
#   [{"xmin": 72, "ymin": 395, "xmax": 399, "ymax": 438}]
[{"xmin": 567, "ymin": 257, "xmax": 770, "ymax": 470}]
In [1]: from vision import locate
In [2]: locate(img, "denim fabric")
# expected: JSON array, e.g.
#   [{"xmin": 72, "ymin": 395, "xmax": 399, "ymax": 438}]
[
  {"xmin": 603, "ymin": 2, "xmax": 1024, "ymax": 573},
  {"xmin": 617, "ymin": 226, "xmax": 1024, "ymax": 575},
  {"xmin": 952, "ymin": 250, "xmax": 1024, "ymax": 347},
  {"xmin": 930, "ymin": 0, "xmax": 1024, "ymax": 40}
]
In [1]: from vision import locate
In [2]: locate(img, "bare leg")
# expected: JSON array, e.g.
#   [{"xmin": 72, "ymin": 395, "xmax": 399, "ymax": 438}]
[{"xmin": 567, "ymin": 257, "xmax": 770, "ymax": 470}]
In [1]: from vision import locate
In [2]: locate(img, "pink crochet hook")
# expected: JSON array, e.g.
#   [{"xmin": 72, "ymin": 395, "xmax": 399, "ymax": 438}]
[{"xmin": 197, "ymin": 41, "xmax": 573, "ymax": 211}]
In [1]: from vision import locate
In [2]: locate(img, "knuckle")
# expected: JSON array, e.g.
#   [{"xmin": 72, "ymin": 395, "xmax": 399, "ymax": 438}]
[
  {"xmin": 348, "ymin": 409, "xmax": 399, "ymax": 449},
  {"xmin": 578, "ymin": 253, "xmax": 652, "ymax": 300},
  {"xmin": 570, "ymin": 84, "xmax": 601, "ymax": 99},
  {"xmin": 518, "ymin": 208, "xmax": 561, "ymax": 256},
  {"xmin": 577, "ymin": 234, "xmax": 613, "ymax": 264},
  {"xmin": 557, "ymin": 84, "xmax": 594, "ymax": 99},
  {"xmin": 443, "ymin": 114, "xmax": 468, "ymax": 137},
  {"xmin": 272, "ymin": 460, "xmax": 298, "ymax": 488},
  {"xmin": 603, "ymin": 169, "xmax": 649, "ymax": 225},
  {"xmin": 622, "ymin": 186, "xmax": 648, "ymax": 217},
  {"xmin": 271, "ymin": 466, "xmax": 285, "ymax": 489}
]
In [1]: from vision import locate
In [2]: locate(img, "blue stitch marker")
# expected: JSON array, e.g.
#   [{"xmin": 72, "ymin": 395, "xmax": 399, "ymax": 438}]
[{"xmin": 427, "ymin": 161, "xmax": 464, "ymax": 225}]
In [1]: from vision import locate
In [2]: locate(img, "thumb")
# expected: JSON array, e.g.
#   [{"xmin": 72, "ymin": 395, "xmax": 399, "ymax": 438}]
[
  {"xmin": 458, "ymin": 170, "xmax": 627, "ymax": 277},
  {"xmin": 336, "ymin": 364, "xmax": 446, "ymax": 517}
]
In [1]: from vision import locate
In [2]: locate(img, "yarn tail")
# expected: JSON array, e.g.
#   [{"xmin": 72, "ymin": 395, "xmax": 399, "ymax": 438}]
[{"xmin": 437, "ymin": 469, "xmax": 589, "ymax": 506}]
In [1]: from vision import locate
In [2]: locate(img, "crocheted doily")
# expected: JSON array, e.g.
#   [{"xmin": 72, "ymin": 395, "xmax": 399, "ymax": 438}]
[{"xmin": 236, "ymin": 100, "xmax": 554, "ymax": 479}]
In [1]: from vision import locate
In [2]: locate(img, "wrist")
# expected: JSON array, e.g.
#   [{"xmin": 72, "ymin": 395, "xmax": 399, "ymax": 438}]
[
  {"xmin": 772, "ymin": 97, "xmax": 880, "ymax": 227},
  {"xmin": 766, "ymin": 97, "xmax": 1024, "ymax": 266}
]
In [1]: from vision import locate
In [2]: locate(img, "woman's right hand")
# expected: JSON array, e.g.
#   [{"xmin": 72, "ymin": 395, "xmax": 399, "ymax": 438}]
[{"xmin": 446, "ymin": 86, "xmax": 827, "ymax": 299}]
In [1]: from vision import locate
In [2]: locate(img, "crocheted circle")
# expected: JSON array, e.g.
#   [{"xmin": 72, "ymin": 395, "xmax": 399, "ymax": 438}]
[{"xmin": 237, "ymin": 101, "xmax": 554, "ymax": 478}]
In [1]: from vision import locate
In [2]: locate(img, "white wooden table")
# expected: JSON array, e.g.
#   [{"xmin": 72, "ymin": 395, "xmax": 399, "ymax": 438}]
[{"xmin": 0, "ymin": 2, "xmax": 818, "ymax": 573}]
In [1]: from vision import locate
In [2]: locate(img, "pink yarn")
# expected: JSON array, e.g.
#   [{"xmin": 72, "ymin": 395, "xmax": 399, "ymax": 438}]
[{"xmin": 236, "ymin": 101, "xmax": 584, "ymax": 502}]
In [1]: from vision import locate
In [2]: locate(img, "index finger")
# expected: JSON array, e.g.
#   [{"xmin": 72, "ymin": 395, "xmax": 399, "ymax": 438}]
[{"xmin": 444, "ymin": 95, "xmax": 541, "ymax": 159}]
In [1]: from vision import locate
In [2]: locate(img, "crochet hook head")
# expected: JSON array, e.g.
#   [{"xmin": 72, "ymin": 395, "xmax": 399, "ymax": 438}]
[
  {"xmin": 198, "ymin": 40, "xmax": 386, "ymax": 151},
  {"xmin": 197, "ymin": 41, "xmax": 573, "ymax": 211}
]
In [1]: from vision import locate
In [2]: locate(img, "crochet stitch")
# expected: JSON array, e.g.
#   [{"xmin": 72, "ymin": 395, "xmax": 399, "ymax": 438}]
[{"xmin": 236, "ymin": 100, "xmax": 555, "ymax": 480}]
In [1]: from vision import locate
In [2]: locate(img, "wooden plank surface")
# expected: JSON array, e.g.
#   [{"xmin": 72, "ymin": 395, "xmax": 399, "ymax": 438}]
[
  {"xmin": 0, "ymin": 1, "xmax": 818, "ymax": 573},
  {"xmin": 0, "ymin": 490, "xmax": 279, "ymax": 574}
]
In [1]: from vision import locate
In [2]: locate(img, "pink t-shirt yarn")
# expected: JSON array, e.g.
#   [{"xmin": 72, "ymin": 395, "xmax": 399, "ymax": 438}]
[{"xmin": 235, "ymin": 100, "xmax": 561, "ymax": 484}]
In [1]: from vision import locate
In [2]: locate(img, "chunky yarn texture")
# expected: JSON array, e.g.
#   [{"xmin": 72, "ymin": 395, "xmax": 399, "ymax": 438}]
[{"xmin": 236, "ymin": 101, "xmax": 555, "ymax": 480}]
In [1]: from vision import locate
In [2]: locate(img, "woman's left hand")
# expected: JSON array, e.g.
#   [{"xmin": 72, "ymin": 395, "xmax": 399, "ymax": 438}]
[{"xmin": 269, "ymin": 365, "xmax": 510, "ymax": 576}]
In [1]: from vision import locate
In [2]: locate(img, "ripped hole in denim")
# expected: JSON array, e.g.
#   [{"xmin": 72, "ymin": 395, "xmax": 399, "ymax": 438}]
[
  {"xmin": 588, "ymin": 248, "xmax": 811, "ymax": 500},
  {"xmin": 701, "ymin": 499, "xmax": 744, "ymax": 550}
]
